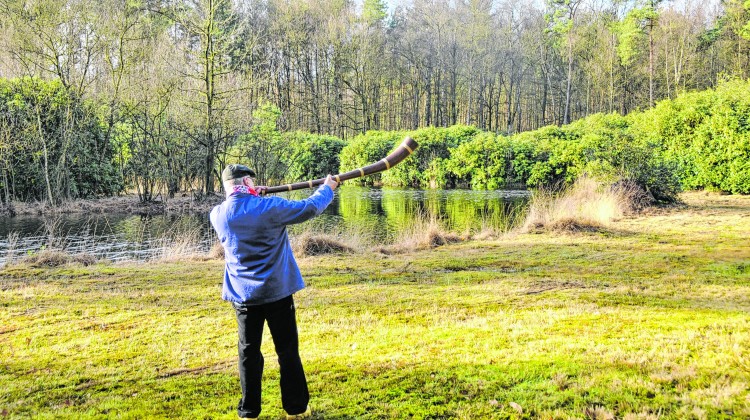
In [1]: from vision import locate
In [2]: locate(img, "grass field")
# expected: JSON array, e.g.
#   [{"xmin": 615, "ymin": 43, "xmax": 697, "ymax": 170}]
[{"xmin": 1, "ymin": 192, "xmax": 749, "ymax": 419}]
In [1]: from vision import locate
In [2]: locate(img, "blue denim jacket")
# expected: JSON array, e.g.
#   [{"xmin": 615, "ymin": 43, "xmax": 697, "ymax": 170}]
[{"xmin": 209, "ymin": 185, "xmax": 334, "ymax": 304}]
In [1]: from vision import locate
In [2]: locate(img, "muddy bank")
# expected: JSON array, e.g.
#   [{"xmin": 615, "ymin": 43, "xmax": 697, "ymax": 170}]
[{"xmin": 0, "ymin": 194, "xmax": 225, "ymax": 216}]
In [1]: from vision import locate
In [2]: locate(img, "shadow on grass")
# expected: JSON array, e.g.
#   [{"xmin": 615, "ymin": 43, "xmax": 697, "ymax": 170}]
[
  {"xmin": 308, "ymin": 412, "xmax": 359, "ymax": 420},
  {"xmin": 585, "ymin": 290, "xmax": 750, "ymax": 312}
]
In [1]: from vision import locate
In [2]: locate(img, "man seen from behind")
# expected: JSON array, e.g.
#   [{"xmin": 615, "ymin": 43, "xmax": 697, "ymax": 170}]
[{"xmin": 210, "ymin": 164, "xmax": 338, "ymax": 419}]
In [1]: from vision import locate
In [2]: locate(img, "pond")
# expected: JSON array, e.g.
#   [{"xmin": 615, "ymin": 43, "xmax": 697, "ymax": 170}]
[{"xmin": 0, "ymin": 187, "xmax": 530, "ymax": 264}]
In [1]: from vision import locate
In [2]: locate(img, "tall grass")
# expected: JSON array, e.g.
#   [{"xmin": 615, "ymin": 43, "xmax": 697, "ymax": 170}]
[
  {"xmin": 470, "ymin": 203, "xmax": 528, "ymax": 240},
  {"xmin": 388, "ymin": 214, "xmax": 463, "ymax": 252},
  {"xmin": 239, "ymin": 205, "xmax": 529, "ymax": 258},
  {"xmin": 522, "ymin": 177, "xmax": 640, "ymax": 233},
  {"xmin": 43, "ymin": 215, "xmax": 65, "ymax": 249},
  {"xmin": 4, "ymin": 231, "xmax": 19, "ymax": 265}
]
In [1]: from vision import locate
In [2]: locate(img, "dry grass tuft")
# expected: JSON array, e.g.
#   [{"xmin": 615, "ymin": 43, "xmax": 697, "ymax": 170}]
[
  {"xmin": 470, "ymin": 229, "xmax": 498, "ymax": 241},
  {"xmin": 551, "ymin": 373, "xmax": 571, "ymax": 390},
  {"xmin": 292, "ymin": 233, "xmax": 354, "ymax": 257},
  {"xmin": 584, "ymin": 405, "xmax": 615, "ymax": 420},
  {"xmin": 208, "ymin": 241, "xmax": 225, "ymax": 260},
  {"xmin": 610, "ymin": 179, "xmax": 657, "ymax": 212},
  {"xmin": 426, "ymin": 230, "xmax": 462, "ymax": 247},
  {"xmin": 385, "ymin": 216, "xmax": 463, "ymax": 253},
  {"xmin": 623, "ymin": 412, "xmax": 660, "ymax": 420},
  {"xmin": 21, "ymin": 250, "xmax": 98, "ymax": 267},
  {"xmin": 546, "ymin": 217, "xmax": 605, "ymax": 233},
  {"xmin": 522, "ymin": 176, "xmax": 643, "ymax": 233}
]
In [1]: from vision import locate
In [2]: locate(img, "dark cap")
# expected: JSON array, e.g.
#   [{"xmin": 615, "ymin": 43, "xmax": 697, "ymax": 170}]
[{"xmin": 222, "ymin": 164, "xmax": 256, "ymax": 181}]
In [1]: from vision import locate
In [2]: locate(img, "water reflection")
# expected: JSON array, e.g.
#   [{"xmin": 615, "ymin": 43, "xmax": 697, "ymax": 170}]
[
  {"xmin": 0, "ymin": 187, "xmax": 529, "ymax": 263},
  {"xmin": 317, "ymin": 187, "xmax": 529, "ymax": 242}
]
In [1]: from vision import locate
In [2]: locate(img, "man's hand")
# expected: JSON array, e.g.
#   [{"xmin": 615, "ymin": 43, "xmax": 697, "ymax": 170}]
[
  {"xmin": 323, "ymin": 174, "xmax": 338, "ymax": 191},
  {"xmin": 255, "ymin": 186, "xmax": 268, "ymax": 196}
]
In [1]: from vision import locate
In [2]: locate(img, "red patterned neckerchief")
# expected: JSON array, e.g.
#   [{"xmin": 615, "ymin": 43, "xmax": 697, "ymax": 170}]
[{"xmin": 230, "ymin": 185, "xmax": 259, "ymax": 197}]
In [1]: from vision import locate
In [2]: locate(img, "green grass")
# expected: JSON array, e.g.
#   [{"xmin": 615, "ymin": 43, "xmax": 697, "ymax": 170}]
[{"xmin": 1, "ymin": 192, "xmax": 749, "ymax": 419}]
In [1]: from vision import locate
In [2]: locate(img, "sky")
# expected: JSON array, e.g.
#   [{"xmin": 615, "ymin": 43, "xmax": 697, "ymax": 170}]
[{"xmin": 376, "ymin": 0, "xmax": 723, "ymax": 15}]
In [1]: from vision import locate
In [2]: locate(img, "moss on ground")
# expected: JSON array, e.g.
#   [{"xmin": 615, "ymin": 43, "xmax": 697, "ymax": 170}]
[{"xmin": 1, "ymin": 192, "xmax": 749, "ymax": 419}]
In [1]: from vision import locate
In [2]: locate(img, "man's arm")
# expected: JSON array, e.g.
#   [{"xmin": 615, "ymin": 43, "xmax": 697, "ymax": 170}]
[{"xmin": 269, "ymin": 175, "xmax": 338, "ymax": 226}]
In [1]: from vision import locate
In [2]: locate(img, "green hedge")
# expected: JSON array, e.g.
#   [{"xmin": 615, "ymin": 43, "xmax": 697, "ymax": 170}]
[
  {"xmin": 4, "ymin": 77, "xmax": 748, "ymax": 204},
  {"xmin": 339, "ymin": 119, "xmax": 681, "ymax": 201},
  {"xmin": 340, "ymin": 125, "xmax": 479, "ymax": 188},
  {"xmin": 337, "ymin": 79, "xmax": 750, "ymax": 200},
  {"xmin": 285, "ymin": 132, "xmax": 347, "ymax": 181},
  {"xmin": 631, "ymin": 79, "xmax": 750, "ymax": 194}
]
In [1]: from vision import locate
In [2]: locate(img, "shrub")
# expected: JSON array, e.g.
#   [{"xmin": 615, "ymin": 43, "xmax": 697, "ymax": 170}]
[
  {"xmin": 383, "ymin": 125, "xmax": 479, "ymax": 188},
  {"xmin": 285, "ymin": 132, "xmax": 346, "ymax": 181},
  {"xmin": 339, "ymin": 131, "xmax": 402, "ymax": 185},
  {"xmin": 0, "ymin": 77, "xmax": 121, "ymax": 202},
  {"xmin": 447, "ymin": 132, "xmax": 513, "ymax": 189},
  {"xmin": 630, "ymin": 79, "xmax": 750, "ymax": 194},
  {"xmin": 334, "ymin": 80, "xmax": 750, "ymax": 198}
]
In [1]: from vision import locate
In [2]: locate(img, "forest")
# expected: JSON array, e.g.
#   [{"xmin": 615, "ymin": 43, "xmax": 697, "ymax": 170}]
[{"xmin": 0, "ymin": 0, "xmax": 749, "ymax": 202}]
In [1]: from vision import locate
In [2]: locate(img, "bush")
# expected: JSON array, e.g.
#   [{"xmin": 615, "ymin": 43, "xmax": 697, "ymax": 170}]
[
  {"xmin": 383, "ymin": 125, "xmax": 479, "ymax": 188},
  {"xmin": 285, "ymin": 132, "xmax": 346, "ymax": 181},
  {"xmin": 630, "ymin": 79, "xmax": 750, "ymax": 194},
  {"xmin": 339, "ymin": 131, "xmax": 402, "ymax": 185},
  {"xmin": 340, "ymin": 125, "xmax": 479, "ymax": 188},
  {"xmin": 335, "ymin": 80, "xmax": 750, "ymax": 198},
  {"xmin": 443, "ymin": 113, "xmax": 681, "ymax": 201},
  {"xmin": 446, "ymin": 132, "xmax": 512, "ymax": 189}
]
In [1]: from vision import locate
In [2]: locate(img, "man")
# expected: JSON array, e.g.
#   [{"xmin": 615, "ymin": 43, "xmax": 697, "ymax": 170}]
[{"xmin": 210, "ymin": 164, "xmax": 338, "ymax": 419}]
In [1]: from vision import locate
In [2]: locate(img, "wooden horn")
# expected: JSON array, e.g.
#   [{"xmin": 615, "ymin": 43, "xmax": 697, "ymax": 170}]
[{"xmin": 262, "ymin": 136, "xmax": 419, "ymax": 195}]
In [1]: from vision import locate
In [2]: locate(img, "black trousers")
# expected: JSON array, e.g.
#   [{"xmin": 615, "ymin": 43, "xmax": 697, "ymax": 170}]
[{"xmin": 233, "ymin": 294, "xmax": 309, "ymax": 418}]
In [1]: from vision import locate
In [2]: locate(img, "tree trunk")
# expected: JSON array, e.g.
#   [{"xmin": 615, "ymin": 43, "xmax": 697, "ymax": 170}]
[
  {"xmin": 204, "ymin": 0, "xmax": 215, "ymax": 195},
  {"xmin": 564, "ymin": 38, "xmax": 573, "ymax": 125},
  {"xmin": 2, "ymin": 168, "xmax": 11, "ymax": 205},
  {"xmin": 649, "ymin": 19, "xmax": 654, "ymax": 107},
  {"xmin": 35, "ymin": 108, "xmax": 54, "ymax": 204}
]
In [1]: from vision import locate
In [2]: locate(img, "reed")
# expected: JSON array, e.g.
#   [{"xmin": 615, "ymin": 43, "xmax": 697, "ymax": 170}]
[
  {"xmin": 157, "ymin": 227, "xmax": 204, "ymax": 261},
  {"xmin": 43, "ymin": 215, "xmax": 65, "ymax": 249},
  {"xmin": 471, "ymin": 204, "xmax": 528, "ymax": 240}
]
